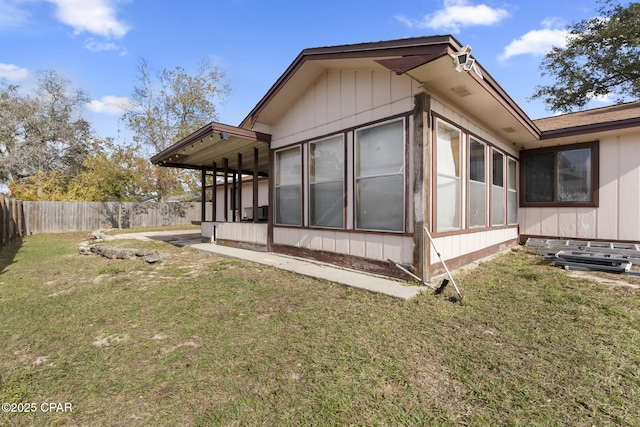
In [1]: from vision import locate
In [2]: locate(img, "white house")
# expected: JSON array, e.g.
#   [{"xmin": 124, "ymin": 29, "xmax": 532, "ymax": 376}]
[{"xmin": 151, "ymin": 35, "xmax": 640, "ymax": 281}]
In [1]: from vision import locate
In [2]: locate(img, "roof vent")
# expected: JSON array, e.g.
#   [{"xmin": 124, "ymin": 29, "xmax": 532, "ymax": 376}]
[
  {"xmin": 502, "ymin": 127, "xmax": 516, "ymax": 133},
  {"xmin": 451, "ymin": 85, "xmax": 472, "ymax": 98}
]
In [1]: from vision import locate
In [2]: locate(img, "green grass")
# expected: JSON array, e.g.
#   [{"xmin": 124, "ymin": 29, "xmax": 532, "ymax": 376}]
[{"xmin": 1, "ymin": 232, "xmax": 639, "ymax": 426}]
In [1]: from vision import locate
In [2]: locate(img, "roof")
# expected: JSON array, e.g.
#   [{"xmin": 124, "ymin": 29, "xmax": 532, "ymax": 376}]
[
  {"xmin": 239, "ymin": 35, "xmax": 539, "ymax": 144},
  {"xmin": 534, "ymin": 101, "xmax": 640, "ymax": 138},
  {"xmin": 150, "ymin": 122, "xmax": 271, "ymax": 174}
]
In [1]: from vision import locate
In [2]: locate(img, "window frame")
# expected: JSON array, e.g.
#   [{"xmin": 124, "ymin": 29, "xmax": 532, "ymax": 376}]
[
  {"xmin": 308, "ymin": 133, "xmax": 346, "ymax": 229},
  {"xmin": 520, "ymin": 141, "xmax": 599, "ymax": 208},
  {"xmin": 491, "ymin": 149, "xmax": 505, "ymax": 226},
  {"xmin": 467, "ymin": 136, "xmax": 487, "ymax": 229},
  {"xmin": 354, "ymin": 117, "xmax": 406, "ymax": 233},
  {"xmin": 434, "ymin": 118, "xmax": 463, "ymax": 232},
  {"xmin": 274, "ymin": 146, "xmax": 303, "ymax": 226}
]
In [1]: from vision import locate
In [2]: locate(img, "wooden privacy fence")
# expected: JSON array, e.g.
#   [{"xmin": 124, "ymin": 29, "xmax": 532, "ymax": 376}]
[
  {"xmin": 21, "ymin": 201, "xmax": 202, "ymax": 234},
  {"xmin": 0, "ymin": 196, "xmax": 25, "ymax": 249}
]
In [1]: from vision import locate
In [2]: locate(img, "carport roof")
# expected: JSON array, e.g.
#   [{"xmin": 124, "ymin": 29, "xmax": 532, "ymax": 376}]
[{"xmin": 150, "ymin": 122, "xmax": 271, "ymax": 174}]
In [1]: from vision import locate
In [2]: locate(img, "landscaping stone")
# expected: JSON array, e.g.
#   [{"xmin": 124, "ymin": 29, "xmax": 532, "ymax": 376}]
[{"xmin": 78, "ymin": 238, "xmax": 169, "ymax": 264}]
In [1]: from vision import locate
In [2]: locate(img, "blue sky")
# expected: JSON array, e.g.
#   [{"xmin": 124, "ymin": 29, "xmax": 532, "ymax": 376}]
[{"xmin": 0, "ymin": 0, "xmax": 612, "ymax": 144}]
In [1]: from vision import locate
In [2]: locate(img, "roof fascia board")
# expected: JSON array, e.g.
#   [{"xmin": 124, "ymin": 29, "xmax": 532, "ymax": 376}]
[{"xmin": 540, "ymin": 117, "xmax": 640, "ymax": 140}]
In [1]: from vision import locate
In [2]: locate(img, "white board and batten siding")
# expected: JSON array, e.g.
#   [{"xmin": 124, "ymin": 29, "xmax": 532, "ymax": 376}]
[
  {"xmin": 519, "ymin": 132, "xmax": 640, "ymax": 242},
  {"xmin": 268, "ymin": 69, "xmax": 422, "ymax": 150},
  {"xmin": 273, "ymin": 228, "xmax": 414, "ymax": 265}
]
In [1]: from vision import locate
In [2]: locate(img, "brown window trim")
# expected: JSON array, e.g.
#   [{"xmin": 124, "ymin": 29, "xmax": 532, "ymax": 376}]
[{"xmin": 520, "ymin": 141, "xmax": 599, "ymax": 208}]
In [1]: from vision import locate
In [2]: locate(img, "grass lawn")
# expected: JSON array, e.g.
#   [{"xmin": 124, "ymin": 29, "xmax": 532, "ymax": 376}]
[{"xmin": 1, "ymin": 231, "xmax": 639, "ymax": 426}]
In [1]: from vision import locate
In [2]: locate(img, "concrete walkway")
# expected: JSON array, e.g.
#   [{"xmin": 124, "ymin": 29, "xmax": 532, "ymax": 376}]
[{"xmin": 115, "ymin": 230, "xmax": 427, "ymax": 300}]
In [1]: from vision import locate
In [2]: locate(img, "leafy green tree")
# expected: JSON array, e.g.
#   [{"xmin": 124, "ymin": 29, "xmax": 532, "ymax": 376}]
[
  {"xmin": 122, "ymin": 58, "xmax": 230, "ymax": 201},
  {"xmin": 0, "ymin": 71, "xmax": 99, "ymax": 184},
  {"xmin": 531, "ymin": 0, "xmax": 640, "ymax": 112}
]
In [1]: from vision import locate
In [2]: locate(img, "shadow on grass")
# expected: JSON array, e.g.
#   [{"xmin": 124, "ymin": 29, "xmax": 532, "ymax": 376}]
[{"xmin": 0, "ymin": 237, "xmax": 22, "ymax": 275}]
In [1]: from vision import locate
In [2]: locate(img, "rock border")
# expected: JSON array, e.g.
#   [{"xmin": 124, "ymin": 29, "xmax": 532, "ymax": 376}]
[{"xmin": 78, "ymin": 230, "xmax": 169, "ymax": 264}]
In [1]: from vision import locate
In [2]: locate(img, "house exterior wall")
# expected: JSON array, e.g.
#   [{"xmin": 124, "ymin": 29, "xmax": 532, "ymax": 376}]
[
  {"xmin": 268, "ymin": 69, "xmax": 422, "ymax": 265},
  {"xmin": 519, "ymin": 130, "xmax": 640, "ymax": 242}
]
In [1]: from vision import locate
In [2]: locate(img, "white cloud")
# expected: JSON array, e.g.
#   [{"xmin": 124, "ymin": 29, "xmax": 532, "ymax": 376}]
[
  {"xmin": 86, "ymin": 95, "xmax": 133, "ymax": 115},
  {"xmin": 397, "ymin": 0, "xmax": 510, "ymax": 33},
  {"xmin": 46, "ymin": 0, "xmax": 130, "ymax": 39},
  {"xmin": 0, "ymin": 63, "xmax": 29, "ymax": 81},
  {"xmin": 499, "ymin": 18, "xmax": 569, "ymax": 61}
]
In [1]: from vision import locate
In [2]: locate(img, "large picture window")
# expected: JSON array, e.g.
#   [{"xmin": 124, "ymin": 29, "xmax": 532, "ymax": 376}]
[
  {"xmin": 468, "ymin": 138, "xmax": 486, "ymax": 228},
  {"xmin": 309, "ymin": 135, "xmax": 344, "ymax": 228},
  {"xmin": 275, "ymin": 147, "xmax": 302, "ymax": 225},
  {"xmin": 355, "ymin": 119, "xmax": 405, "ymax": 232},
  {"xmin": 436, "ymin": 120, "xmax": 461, "ymax": 232},
  {"xmin": 521, "ymin": 142, "xmax": 598, "ymax": 207}
]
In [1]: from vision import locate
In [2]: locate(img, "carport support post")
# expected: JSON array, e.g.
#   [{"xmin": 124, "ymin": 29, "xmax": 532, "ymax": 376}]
[
  {"xmin": 223, "ymin": 158, "xmax": 229, "ymax": 222},
  {"xmin": 237, "ymin": 152, "xmax": 243, "ymax": 222},
  {"xmin": 212, "ymin": 162, "xmax": 217, "ymax": 222},
  {"xmin": 253, "ymin": 147, "xmax": 259, "ymax": 223},
  {"xmin": 200, "ymin": 168, "xmax": 206, "ymax": 222}
]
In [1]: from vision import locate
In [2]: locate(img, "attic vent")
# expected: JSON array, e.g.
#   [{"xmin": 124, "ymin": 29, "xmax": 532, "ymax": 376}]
[
  {"xmin": 502, "ymin": 127, "xmax": 516, "ymax": 134},
  {"xmin": 451, "ymin": 85, "xmax": 473, "ymax": 98}
]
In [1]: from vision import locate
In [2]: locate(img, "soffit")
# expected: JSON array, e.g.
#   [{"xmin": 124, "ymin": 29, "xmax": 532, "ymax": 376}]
[{"xmin": 150, "ymin": 122, "xmax": 271, "ymax": 174}]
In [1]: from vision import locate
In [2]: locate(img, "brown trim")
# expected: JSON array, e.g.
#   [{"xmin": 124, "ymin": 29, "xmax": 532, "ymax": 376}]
[
  {"xmin": 519, "ymin": 141, "xmax": 600, "ymax": 208},
  {"xmin": 539, "ymin": 117, "xmax": 640, "ymax": 140},
  {"xmin": 244, "ymin": 36, "xmax": 460, "ymax": 127},
  {"xmin": 429, "ymin": 238, "xmax": 518, "ymax": 276},
  {"xmin": 518, "ymin": 234, "xmax": 640, "ymax": 246},
  {"xmin": 270, "ymin": 244, "xmax": 409, "ymax": 280}
]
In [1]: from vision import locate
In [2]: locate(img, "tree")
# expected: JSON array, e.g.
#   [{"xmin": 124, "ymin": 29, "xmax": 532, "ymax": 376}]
[
  {"xmin": 122, "ymin": 59, "xmax": 230, "ymax": 201},
  {"xmin": 531, "ymin": 0, "xmax": 640, "ymax": 112},
  {"xmin": 0, "ymin": 70, "xmax": 99, "ymax": 184}
]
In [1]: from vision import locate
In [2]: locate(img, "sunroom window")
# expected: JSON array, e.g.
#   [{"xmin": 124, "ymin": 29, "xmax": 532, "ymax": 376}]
[
  {"xmin": 492, "ymin": 150, "xmax": 505, "ymax": 226},
  {"xmin": 355, "ymin": 119, "xmax": 405, "ymax": 232},
  {"xmin": 309, "ymin": 135, "xmax": 344, "ymax": 228},
  {"xmin": 468, "ymin": 138, "xmax": 486, "ymax": 228},
  {"xmin": 436, "ymin": 120, "xmax": 461, "ymax": 232},
  {"xmin": 507, "ymin": 158, "xmax": 518, "ymax": 224},
  {"xmin": 275, "ymin": 147, "xmax": 302, "ymax": 225}
]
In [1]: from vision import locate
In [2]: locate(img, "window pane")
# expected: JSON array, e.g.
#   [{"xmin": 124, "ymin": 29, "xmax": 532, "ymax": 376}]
[
  {"xmin": 356, "ymin": 175, "xmax": 404, "ymax": 231},
  {"xmin": 275, "ymin": 148, "xmax": 301, "ymax": 225},
  {"xmin": 436, "ymin": 121, "xmax": 461, "ymax": 231},
  {"xmin": 469, "ymin": 180, "xmax": 486, "ymax": 228},
  {"xmin": 275, "ymin": 186, "xmax": 301, "ymax": 225},
  {"xmin": 310, "ymin": 182, "xmax": 343, "ymax": 228},
  {"xmin": 508, "ymin": 158, "xmax": 518, "ymax": 224},
  {"xmin": 469, "ymin": 139, "xmax": 486, "ymax": 228},
  {"xmin": 492, "ymin": 151, "xmax": 504, "ymax": 225},
  {"xmin": 558, "ymin": 148, "xmax": 591, "ymax": 202},
  {"xmin": 355, "ymin": 119, "xmax": 405, "ymax": 232},
  {"xmin": 310, "ymin": 136, "xmax": 344, "ymax": 183},
  {"xmin": 437, "ymin": 121, "xmax": 461, "ymax": 178},
  {"xmin": 310, "ymin": 135, "xmax": 344, "ymax": 228},
  {"xmin": 356, "ymin": 120, "xmax": 404, "ymax": 177},
  {"xmin": 525, "ymin": 152, "xmax": 554, "ymax": 203}
]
